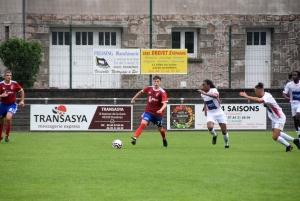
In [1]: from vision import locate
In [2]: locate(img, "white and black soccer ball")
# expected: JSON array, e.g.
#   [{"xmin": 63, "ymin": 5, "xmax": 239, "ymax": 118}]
[{"xmin": 112, "ymin": 139, "xmax": 123, "ymax": 149}]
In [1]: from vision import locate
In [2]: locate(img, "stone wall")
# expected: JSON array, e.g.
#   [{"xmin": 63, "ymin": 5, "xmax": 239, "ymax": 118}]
[{"xmin": 22, "ymin": 13, "xmax": 299, "ymax": 89}]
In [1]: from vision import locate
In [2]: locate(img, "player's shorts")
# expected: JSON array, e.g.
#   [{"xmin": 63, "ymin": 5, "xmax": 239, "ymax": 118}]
[
  {"xmin": 0, "ymin": 103, "xmax": 18, "ymax": 118},
  {"xmin": 290, "ymin": 102, "xmax": 300, "ymax": 116},
  {"xmin": 271, "ymin": 121, "xmax": 285, "ymax": 131},
  {"xmin": 141, "ymin": 112, "xmax": 163, "ymax": 127},
  {"xmin": 206, "ymin": 110, "xmax": 227, "ymax": 124}
]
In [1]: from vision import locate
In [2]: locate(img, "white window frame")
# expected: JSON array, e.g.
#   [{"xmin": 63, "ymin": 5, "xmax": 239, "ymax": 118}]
[{"xmin": 172, "ymin": 29, "xmax": 197, "ymax": 58}]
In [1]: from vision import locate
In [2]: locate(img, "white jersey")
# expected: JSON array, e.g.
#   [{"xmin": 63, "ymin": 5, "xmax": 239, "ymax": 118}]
[
  {"xmin": 262, "ymin": 92, "xmax": 285, "ymax": 123},
  {"xmin": 201, "ymin": 88, "xmax": 223, "ymax": 114},
  {"xmin": 283, "ymin": 81, "xmax": 300, "ymax": 102}
]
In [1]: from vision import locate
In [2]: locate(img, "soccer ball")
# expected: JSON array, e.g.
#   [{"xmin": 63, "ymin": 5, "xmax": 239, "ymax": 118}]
[{"xmin": 112, "ymin": 139, "xmax": 123, "ymax": 149}]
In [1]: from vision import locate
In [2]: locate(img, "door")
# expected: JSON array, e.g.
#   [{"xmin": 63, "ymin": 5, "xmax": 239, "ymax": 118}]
[
  {"xmin": 50, "ymin": 28, "xmax": 122, "ymax": 89},
  {"xmin": 245, "ymin": 29, "xmax": 271, "ymax": 88}
]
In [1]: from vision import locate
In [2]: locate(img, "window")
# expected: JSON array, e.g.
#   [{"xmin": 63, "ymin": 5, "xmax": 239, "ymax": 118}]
[
  {"xmin": 172, "ymin": 32, "xmax": 180, "ymax": 49},
  {"xmin": 99, "ymin": 32, "xmax": 117, "ymax": 46},
  {"xmin": 58, "ymin": 32, "xmax": 64, "ymax": 45},
  {"xmin": 64, "ymin": 32, "xmax": 69, "ymax": 45},
  {"xmin": 172, "ymin": 29, "xmax": 197, "ymax": 57},
  {"xmin": 75, "ymin": 32, "xmax": 93, "ymax": 45},
  {"xmin": 51, "ymin": 29, "xmax": 120, "ymax": 47},
  {"xmin": 5, "ymin": 26, "xmax": 9, "ymax": 41},
  {"xmin": 52, "ymin": 31, "xmax": 70, "ymax": 45},
  {"xmin": 246, "ymin": 31, "xmax": 266, "ymax": 45}
]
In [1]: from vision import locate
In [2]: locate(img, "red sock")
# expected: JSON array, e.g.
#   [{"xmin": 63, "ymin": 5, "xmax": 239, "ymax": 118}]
[
  {"xmin": 0, "ymin": 125, "xmax": 3, "ymax": 138},
  {"xmin": 134, "ymin": 123, "xmax": 147, "ymax": 139},
  {"xmin": 6, "ymin": 125, "xmax": 11, "ymax": 137},
  {"xmin": 160, "ymin": 128, "xmax": 166, "ymax": 139}
]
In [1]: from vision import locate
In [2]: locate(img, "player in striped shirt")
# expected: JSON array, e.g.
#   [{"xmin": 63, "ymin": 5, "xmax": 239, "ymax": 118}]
[
  {"xmin": 240, "ymin": 82, "xmax": 300, "ymax": 152},
  {"xmin": 0, "ymin": 71, "xmax": 25, "ymax": 142},
  {"xmin": 282, "ymin": 71, "xmax": 300, "ymax": 138},
  {"xmin": 198, "ymin": 79, "xmax": 229, "ymax": 148}
]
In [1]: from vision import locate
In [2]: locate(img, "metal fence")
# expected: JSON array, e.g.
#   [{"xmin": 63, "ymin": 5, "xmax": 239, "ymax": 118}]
[
  {"xmin": 1, "ymin": 1, "xmax": 299, "ymax": 89},
  {"xmin": 11, "ymin": 98, "xmax": 296, "ymax": 132}
]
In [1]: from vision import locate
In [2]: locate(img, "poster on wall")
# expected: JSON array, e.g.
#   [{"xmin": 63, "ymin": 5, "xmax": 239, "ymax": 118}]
[
  {"xmin": 167, "ymin": 104, "xmax": 266, "ymax": 130},
  {"xmin": 140, "ymin": 49, "xmax": 187, "ymax": 74},
  {"xmin": 30, "ymin": 105, "xmax": 132, "ymax": 131},
  {"xmin": 93, "ymin": 49, "xmax": 140, "ymax": 74}
]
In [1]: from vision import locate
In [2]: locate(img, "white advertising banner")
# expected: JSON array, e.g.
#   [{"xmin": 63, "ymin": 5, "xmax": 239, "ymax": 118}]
[
  {"xmin": 167, "ymin": 104, "xmax": 267, "ymax": 130},
  {"xmin": 93, "ymin": 49, "xmax": 140, "ymax": 74},
  {"xmin": 30, "ymin": 105, "xmax": 132, "ymax": 131}
]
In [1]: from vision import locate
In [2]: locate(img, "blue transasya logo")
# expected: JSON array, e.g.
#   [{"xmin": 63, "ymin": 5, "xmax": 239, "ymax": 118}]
[{"xmin": 52, "ymin": 105, "xmax": 67, "ymax": 115}]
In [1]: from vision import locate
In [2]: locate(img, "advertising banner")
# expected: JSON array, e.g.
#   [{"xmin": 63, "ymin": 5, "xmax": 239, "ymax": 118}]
[
  {"xmin": 167, "ymin": 104, "xmax": 267, "ymax": 130},
  {"xmin": 30, "ymin": 105, "xmax": 132, "ymax": 131},
  {"xmin": 93, "ymin": 49, "xmax": 140, "ymax": 74},
  {"xmin": 141, "ymin": 49, "xmax": 187, "ymax": 74}
]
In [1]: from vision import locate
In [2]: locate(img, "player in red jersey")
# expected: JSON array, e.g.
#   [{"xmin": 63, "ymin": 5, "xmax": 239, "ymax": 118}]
[
  {"xmin": 0, "ymin": 71, "xmax": 25, "ymax": 142},
  {"xmin": 130, "ymin": 75, "xmax": 168, "ymax": 147}
]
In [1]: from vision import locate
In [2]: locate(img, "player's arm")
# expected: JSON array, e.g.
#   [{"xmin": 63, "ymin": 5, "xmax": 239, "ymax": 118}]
[
  {"xmin": 282, "ymin": 84, "xmax": 291, "ymax": 100},
  {"xmin": 19, "ymin": 89, "xmax": 25, "ymax": 107},
  {"xmin": 131, "ymin": 90, "xmax": 144, "ymax": 104},
  {"xmin": 0, "ymin": 91, "xmax": 7, "ymax": 98},
  {"xmin": 157, "ymin": 92, "xmax": 168, "ymax": 113},
  {"xmin": 239, "ymin": 91, "xmax": 264, "ymax": 103},
  {"xmin": 282, "ymin": 92, "xmax": 290, "ymax": 100},
  {"xmin": 202, "ymin": 102, "xmax": 208, "ymax": 116},
  {"xmin": 157, "ymin": 102, "xmax": 167, "ymax": 114},
  {"xmin": 197, "ymin": 89, "xmax": 218, "ymax": 98}
]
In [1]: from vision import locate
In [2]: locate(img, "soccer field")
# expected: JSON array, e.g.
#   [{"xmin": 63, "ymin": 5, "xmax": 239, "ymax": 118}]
[{"xmin": 0, "ymin": 131, "xmax": 299, "ymax": 201}]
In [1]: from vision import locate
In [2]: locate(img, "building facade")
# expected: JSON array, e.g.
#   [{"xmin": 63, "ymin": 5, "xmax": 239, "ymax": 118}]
[{"xmin": 0, "ymin": 0, "xmax": 299, "ymax": 89}]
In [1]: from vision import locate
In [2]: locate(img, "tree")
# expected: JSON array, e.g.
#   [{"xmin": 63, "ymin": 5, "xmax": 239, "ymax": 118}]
[{"xmin": 0, "ymin": 38, "xmax": 42, "ymax": 88}]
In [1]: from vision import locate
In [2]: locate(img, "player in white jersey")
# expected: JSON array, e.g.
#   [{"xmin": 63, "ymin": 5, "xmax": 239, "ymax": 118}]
[
  {"xmin": 198, "ymin": 79, "xmax": 229, "ymax": 148},
  {"xmin": 282, "ymin": 71, "xmax": 300, "ymax": 138},
  {"xmin": 240, "ymin": 82, "xmax": 300, "ymax": 152}
]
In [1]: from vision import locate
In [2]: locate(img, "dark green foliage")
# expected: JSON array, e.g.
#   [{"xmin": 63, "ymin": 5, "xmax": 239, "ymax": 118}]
[{"xmin": 0, "ymin": 38, "xmax": 42, "ymax": 88}]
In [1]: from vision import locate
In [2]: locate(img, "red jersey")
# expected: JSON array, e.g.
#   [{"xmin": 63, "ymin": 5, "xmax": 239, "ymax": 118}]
[
  {"xmin": 0, "ymin": 80, "xmax": 23, "ymax": 104},
  {"xmin": 143, "ymin": 86, "xmax": 168, "ymax": 117}
]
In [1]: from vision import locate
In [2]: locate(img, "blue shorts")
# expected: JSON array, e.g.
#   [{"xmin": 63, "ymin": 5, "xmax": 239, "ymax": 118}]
[
  {"xmin": 0, "ymin": 103, "xmax": 18, "ymax": 118},
  {"xmin": 141, "ymin": 112, "xmax": 163, "ymax": 127}
]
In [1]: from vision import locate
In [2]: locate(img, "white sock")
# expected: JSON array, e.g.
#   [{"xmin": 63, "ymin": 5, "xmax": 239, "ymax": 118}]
[
  {"xmin": 276, "ymin": 136, "xmax": 290, "ymax": 146},
  {"xmin": 280, "ymin": 132, "xmax": 294, "ymax": 141},
  {"xmin": 223, "ymin": 133, "xmax": 229, "ymax": 146},
  {"xmin": 209, "ymin": 129, "xmax": 217, "ymax": 137}
]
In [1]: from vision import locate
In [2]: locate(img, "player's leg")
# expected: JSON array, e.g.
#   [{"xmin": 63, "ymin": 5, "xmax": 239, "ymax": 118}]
[
  {"xmin": 157, "ymin": 126, "xmax": 167, "ymax": 147},
  {"xmin": 217, "ymin": 113, "xmax": 229, "ymax": 148},
  {"xmin": 291, "ymin": 104, "xmax": 300, "ymax": 138},
  {"xmin": 206, "ymin": 114, "xmax": 217, "ymax": 145},
  {"xmin": 5, "ymin": 112, "xmax": 13, "ymax": 142},
  {"xmin": 0, "ymin": 118, "xmax": 4, "ymax": 141},
  {"xmin": 0, "ymin": 104, "xmax": 8, "ymax": 141},
  {"xmin": 4, "ymin": 104, "xmax": 18, "ymax": 142},
  {"xmin": 295, "ymin": 105, "xmax": 300, "ymax": 138},
  {"xmin": 152, "ymin": 116, "xmax": 167, "ymax": 147},
  {"xmin": 131, "ymin": 113, "xmax": 150, "ymax": 145},
  {"xmin": 279, "ymin": 131, "xmax": 300, "ymax": 149},
  {"xmin": 271, "ymin": 122, "xmax": 293, "ymax": 152},
  {"xmin": 219, "ymin": 123, "xmax": 229, "ymax": 148}
]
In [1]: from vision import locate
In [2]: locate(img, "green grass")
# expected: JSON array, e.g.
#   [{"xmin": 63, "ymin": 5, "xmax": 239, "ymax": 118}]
[{"xmin": 0, "ymin": 131, "xmax": 299, "ymax": 201}]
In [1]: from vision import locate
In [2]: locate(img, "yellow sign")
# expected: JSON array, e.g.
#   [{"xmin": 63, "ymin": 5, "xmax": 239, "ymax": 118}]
[{"xmin": 141, "ymin": 49, "xmax": 187, "ymax": 74}]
